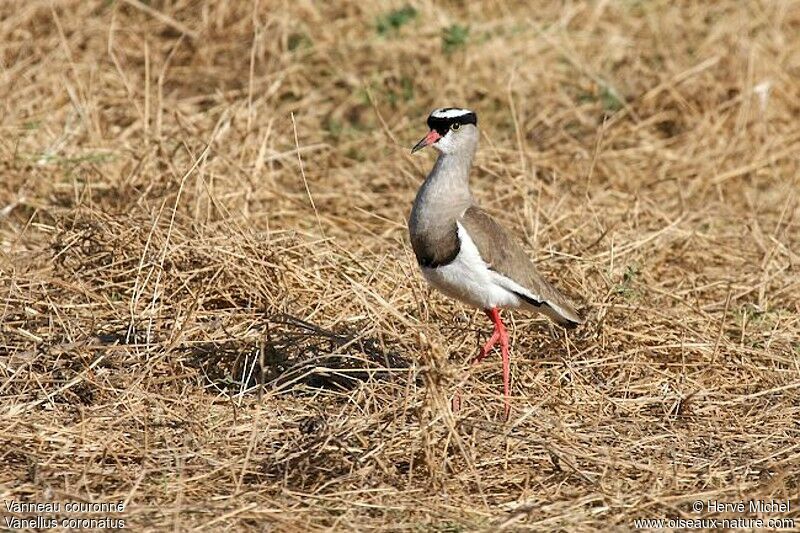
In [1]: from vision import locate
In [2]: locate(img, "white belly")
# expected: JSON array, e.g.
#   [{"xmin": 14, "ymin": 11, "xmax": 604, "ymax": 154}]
[{"xmin": 421, "ymin": 222, "xmax": 523, "ymax": 310}]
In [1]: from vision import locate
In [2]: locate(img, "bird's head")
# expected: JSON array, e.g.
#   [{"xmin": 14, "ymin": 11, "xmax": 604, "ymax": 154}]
[{"xmin": 411, "ymin": 107, "xmax": 478, "ymax": 156}]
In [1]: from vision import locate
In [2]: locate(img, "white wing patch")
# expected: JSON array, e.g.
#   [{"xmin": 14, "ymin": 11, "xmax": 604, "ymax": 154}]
[
  {"xmin": 487, "ymin": 270, "xmax": 543, "ymax": 307},
  {"xmin": 488, "ymin": 270, "xmax": 576, "ymax": 322}
]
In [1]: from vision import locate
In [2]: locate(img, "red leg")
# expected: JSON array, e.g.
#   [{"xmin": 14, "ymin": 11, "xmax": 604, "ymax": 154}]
[
  {"xmin": 475, "ymin": 329, "xmax": 500, "ymax": 364},
  {"xmin": 499, "ymin": 320, "xmax": 511, "ymax": 420},
  {"xmin": 474, "ymin": 309, "xmax": 503, "ymax": 363},
  {"xmin": 453, "ymin": 312, "xmax": 499, "ymax": 412},
  {"xmin": 483, "ymin": 309, "xmax": 513, "ymax": 418},
  {"xmin": 454, "ymin": 308, "xmax": 513, "ymax": 417},
  {"xmin": 483, "ymin": 308, "xmax": 512, "ymax": 418}
]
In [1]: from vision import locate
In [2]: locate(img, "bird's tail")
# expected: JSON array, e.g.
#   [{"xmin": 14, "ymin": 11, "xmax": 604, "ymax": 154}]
[
  {"xmin": 514, "ymin": 290, "xmax": 583, "ymax": 329},
  {"xmin": 540, "ymin": 301, "xmax": 583, "ymax": 329}
]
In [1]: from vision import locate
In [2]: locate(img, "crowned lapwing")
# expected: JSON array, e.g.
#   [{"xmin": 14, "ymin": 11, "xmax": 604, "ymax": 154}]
[{"xmin": 409, "ymin": 107, "xmax": 583, "ymax": 418}]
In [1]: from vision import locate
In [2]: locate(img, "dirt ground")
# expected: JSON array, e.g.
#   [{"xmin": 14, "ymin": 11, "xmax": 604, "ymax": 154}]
[{"xmin": 1, "ymin": 1, "xmax": 799, "ymax": 530}]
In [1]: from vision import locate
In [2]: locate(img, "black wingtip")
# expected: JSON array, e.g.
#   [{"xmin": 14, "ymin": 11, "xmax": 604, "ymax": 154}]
[{"xmin": 513, "ymin": 290, "xmax": 584, "ymax": 329}]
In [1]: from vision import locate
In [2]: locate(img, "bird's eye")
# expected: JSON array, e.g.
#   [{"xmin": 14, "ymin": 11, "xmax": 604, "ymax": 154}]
[{"xmin": 451, "ymin": 122, "xmax": 460, "ymax": 131}]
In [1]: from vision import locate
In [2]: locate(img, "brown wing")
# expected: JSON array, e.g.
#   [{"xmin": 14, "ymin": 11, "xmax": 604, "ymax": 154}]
[{"xmin": 459, "ymin": 206, "xmax": 583, "ymax": 327}]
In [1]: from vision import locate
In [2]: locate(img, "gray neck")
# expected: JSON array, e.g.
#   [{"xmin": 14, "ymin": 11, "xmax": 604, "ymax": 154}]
[
  {"xmin": 407, "ymin": 149, "xmax": 477, "ymax": 268},
  {"xmin": 412, "ymin": 151, "xmax": 475, "ymax": 217}
]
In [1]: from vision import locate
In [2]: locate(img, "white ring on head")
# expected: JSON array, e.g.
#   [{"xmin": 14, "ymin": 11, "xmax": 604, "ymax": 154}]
[{"xmin": 430, "ymin": 108, "xmax": 474, "ymax": 119}]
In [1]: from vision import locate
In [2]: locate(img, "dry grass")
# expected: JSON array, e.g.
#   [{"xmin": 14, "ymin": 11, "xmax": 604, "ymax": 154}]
[{"xmin": 2, "ymin": 0, "xmax": 800, "ymax": 530}]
